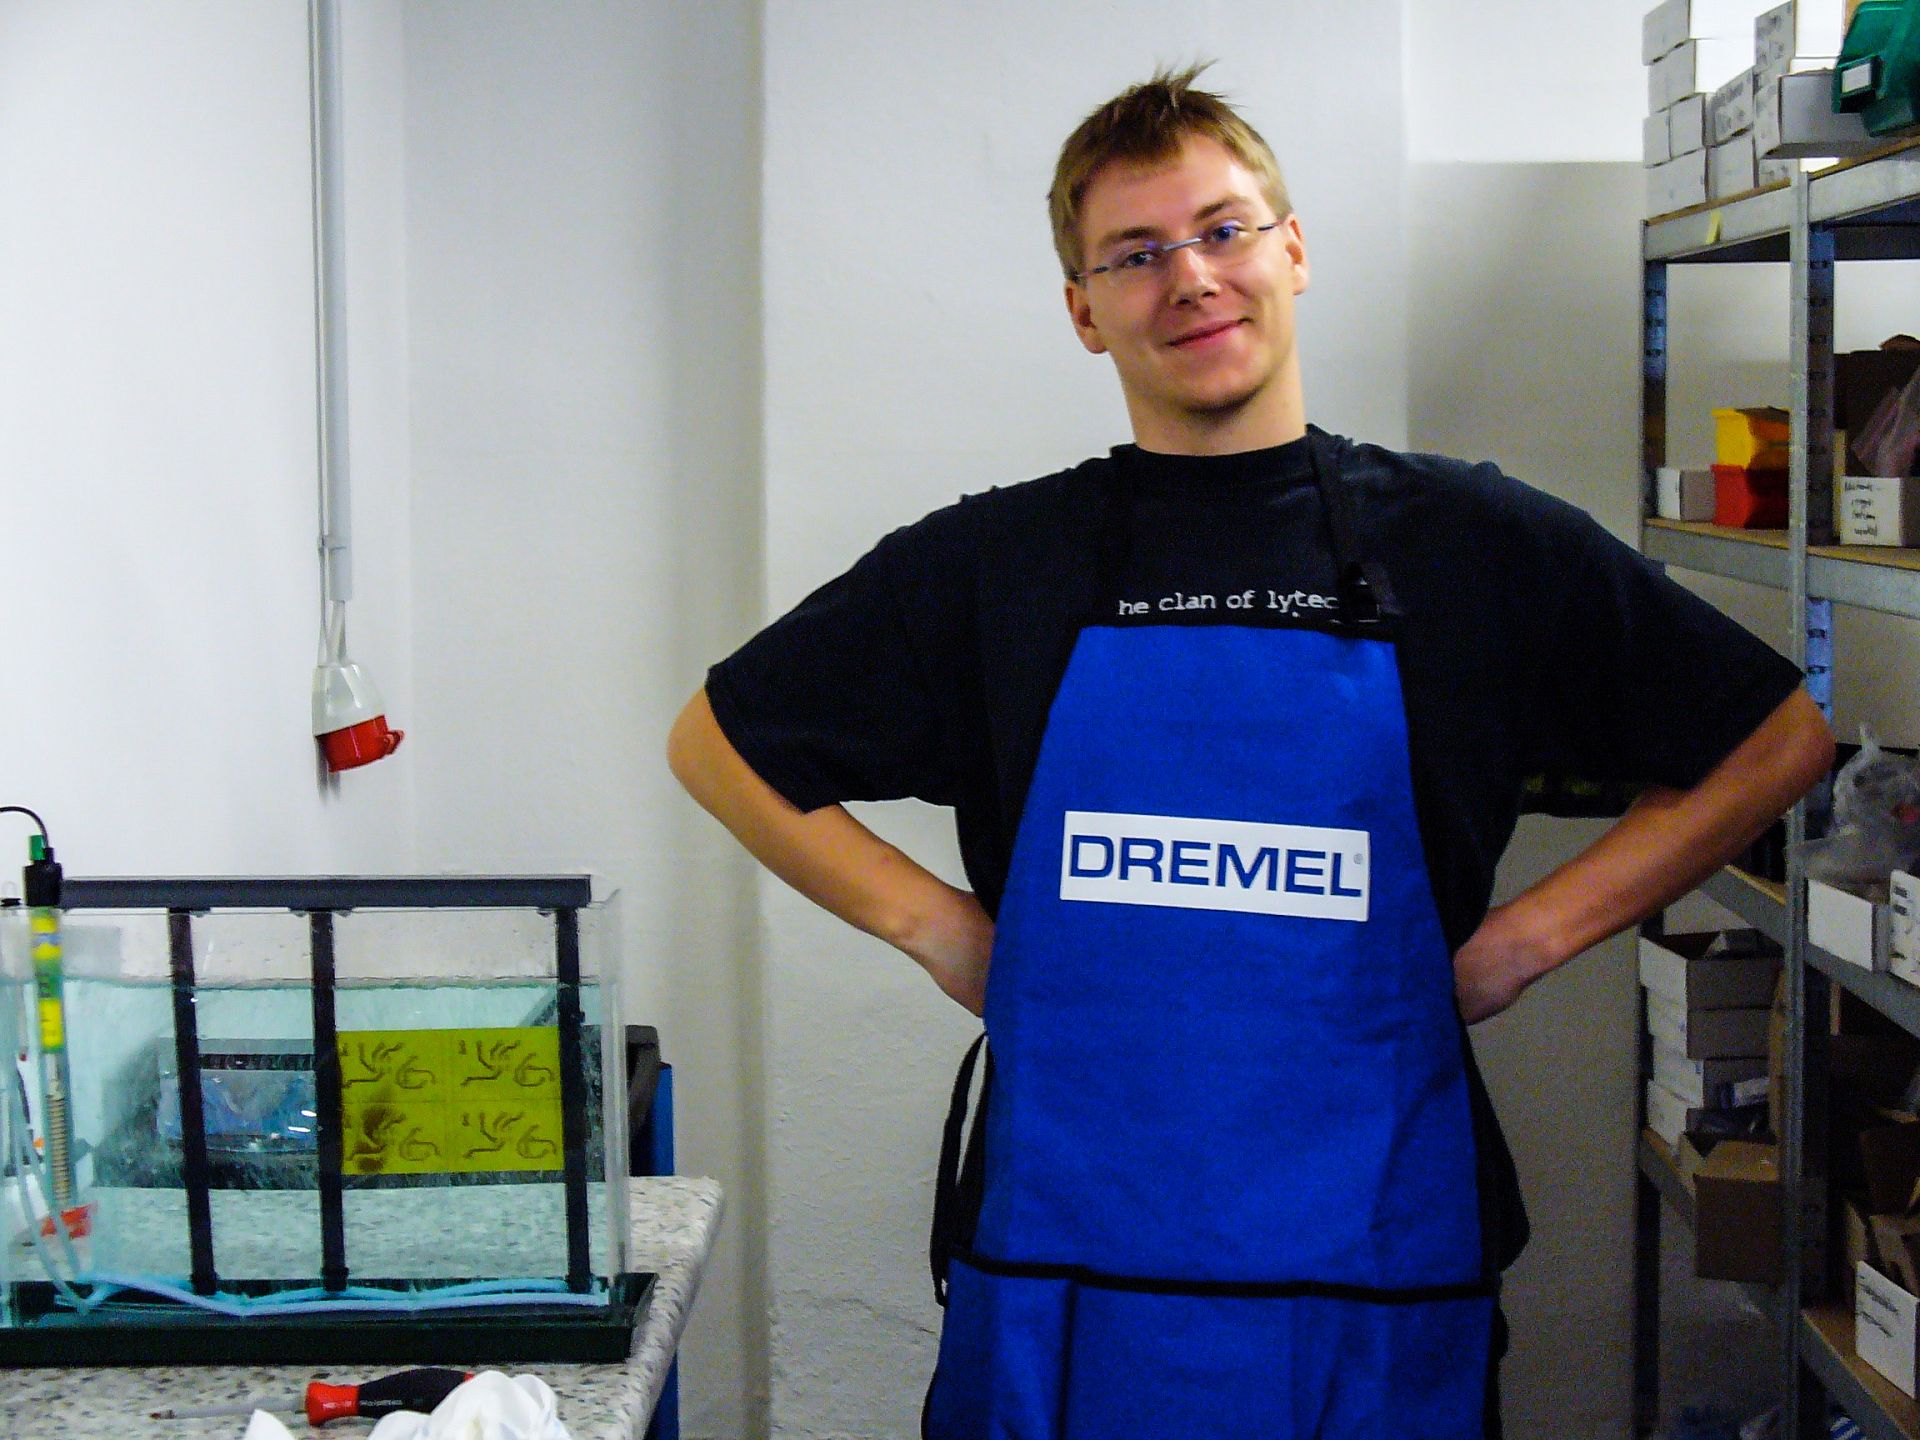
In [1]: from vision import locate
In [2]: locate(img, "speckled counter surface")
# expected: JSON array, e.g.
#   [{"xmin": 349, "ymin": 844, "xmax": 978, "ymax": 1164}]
[{"xmin": 0, "ymin": 1177, "xmax": 722, "ymax": 1440}]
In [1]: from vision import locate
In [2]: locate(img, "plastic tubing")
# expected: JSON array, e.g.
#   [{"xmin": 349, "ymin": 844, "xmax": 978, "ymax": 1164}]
[
  {"xmin": 72, "ymin": 1271, "xmax": 609, "ymax": 1319},
  {"xmin": 7, "ymin": 1076, "xmax": 114, "ymax": 1314}
]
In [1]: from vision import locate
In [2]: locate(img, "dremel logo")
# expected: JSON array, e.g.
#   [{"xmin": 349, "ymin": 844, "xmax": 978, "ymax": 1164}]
[{"xmin": 1059, "ymin": 810, "xmax": 1369, "ymax": 922}]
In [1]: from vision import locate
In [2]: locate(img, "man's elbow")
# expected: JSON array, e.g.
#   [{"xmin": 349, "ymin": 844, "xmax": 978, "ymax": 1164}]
[
  {"xmin": 666, "ymin": 688, "xmax": 716, "ymax": 797},
  {"xmin": 1778, "ymin": 688, "xmax": 1836, "ymax": 800}
]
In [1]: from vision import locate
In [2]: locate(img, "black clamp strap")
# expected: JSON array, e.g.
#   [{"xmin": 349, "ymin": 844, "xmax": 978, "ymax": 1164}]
[{"xmin": 929, "ymin": 1033, "xmax": 992, "ymax": 1306}]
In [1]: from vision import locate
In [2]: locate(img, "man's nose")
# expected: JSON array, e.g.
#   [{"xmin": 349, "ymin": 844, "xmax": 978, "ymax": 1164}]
[{"xmin": 1164, "ymin": 243, "xmax": 1220, "ymax": 300}]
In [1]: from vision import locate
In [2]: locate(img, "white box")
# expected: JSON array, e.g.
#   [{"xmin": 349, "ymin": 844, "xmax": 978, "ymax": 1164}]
[
  {"xmin": 1840, "ymin": 476, "xmax": 1920, "ymax": 546},
  {"xmin": 1645, "ymin": 1079, "xmax": 1697, "ymax": 1147},
  {"xmin": 1858, "ymin": 1261, "xmax": 1920, "ymax": 1397},
  {"xmin": 1657, "ymin": 466, "xmax": 1716, "ymax": 519},
  {"xmin": 1646, "ymin": 111, "xmax": 1675, "ymax": 165},
  {"xmin": 1809, "ymin": 877, "xmax": 1892, "ymax": 970},
  {"xmin": 1757, "ymin": 70, "xmax": 1875, "ymax": 158},
  {"xmin": 1755, "ymin": 0, "xmax": 1845, "ymax": 73},
  {"xmin": 1892, "ymin": 871, "xmax": 1920, "ymax": 981},
  {"xmin": 1652, "ymin": 1043, "xmax": 1769, "ymax": 1106},
  {"xmin": 1710, "ymin": 68, "xmax": 1757, "ymax": 142},
  {"xmin": 1645, "ymin": 0, "xmax": 1761, "ymax": 63},
  {"xmin": 1649, "ymin": 151, "xmax": 1711, "ymax": 215},
  {"xmin": 1671, "ymin": 93, "xmax": 1710, "ymax": 154},
  {"xmin": 1650, "ymin": 36, "xmax": 1757, "ymax": 110},
  {"xmin": 1639, "ymin": 931, "xmax": 1779, "ymax": 1007},
  {"xmin": 1710, "ymin": 132, "xmax": 1759, "ymax": 198},
  {"xmin": 1757, "ymin": 156, "xmax": 1796, "ymax": 186}
]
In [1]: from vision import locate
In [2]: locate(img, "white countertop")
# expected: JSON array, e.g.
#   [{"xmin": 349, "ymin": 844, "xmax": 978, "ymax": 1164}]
[{"xmin": 0, "ymin": 1177, "xmax": 723, "ymax": 1440}]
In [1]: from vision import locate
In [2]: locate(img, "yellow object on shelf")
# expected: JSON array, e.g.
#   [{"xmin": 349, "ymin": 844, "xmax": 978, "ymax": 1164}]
[
  {"xmin": 338, "ymin": 1025, "xmax": 565, "ymax": 1175},
  {"xmin": 1714, "ymin": 406, "xmax": 1791, "ymax": 468}
]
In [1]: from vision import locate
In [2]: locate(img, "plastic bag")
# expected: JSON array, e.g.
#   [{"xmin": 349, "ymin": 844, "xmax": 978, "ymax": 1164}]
[
  {"xmin": 1793, "ymin": 728, "xmax": 1920, "ymax": 890},
  {"xmin": 1854, "ymin": 360, "xmax": 1920, "ymax": 478}
]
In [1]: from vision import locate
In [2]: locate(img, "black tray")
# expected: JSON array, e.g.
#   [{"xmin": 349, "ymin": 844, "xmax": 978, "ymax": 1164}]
[{"xmin": 0, "ymin": 1271, "xmax": 654, "ymax": 1366}]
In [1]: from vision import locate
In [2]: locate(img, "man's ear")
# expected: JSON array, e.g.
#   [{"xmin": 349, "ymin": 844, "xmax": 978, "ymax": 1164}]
[
  {"xmin": 1282, "ymin": 213, "xmax": 1310, "ymax": 297},
  {"xmin": 1065, "ymin": 281, "xmax": 1107, "ymax": 355}
]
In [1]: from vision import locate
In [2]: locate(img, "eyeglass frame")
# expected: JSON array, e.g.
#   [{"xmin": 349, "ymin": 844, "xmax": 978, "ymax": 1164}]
[{"xmin": 1072, "ymin": 219, "xmax": 1282, "ymax": 285}]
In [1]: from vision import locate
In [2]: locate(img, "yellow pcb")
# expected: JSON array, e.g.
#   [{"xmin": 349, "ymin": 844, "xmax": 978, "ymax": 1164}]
[{"xmin": 337, "ymin": 1026, "xmax": 565, "ymax": 1175}]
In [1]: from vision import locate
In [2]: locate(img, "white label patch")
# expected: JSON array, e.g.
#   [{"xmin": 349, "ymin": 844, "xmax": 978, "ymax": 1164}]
[{"xmin": 1058, "ymin": 811, "xmax": 1369, "ymax": 922}]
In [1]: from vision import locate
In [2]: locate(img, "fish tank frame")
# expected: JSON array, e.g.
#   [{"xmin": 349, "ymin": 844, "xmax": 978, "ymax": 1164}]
[{"xmin": 0, "ymin": 875, "xmax": 653, "ymax": 1365}]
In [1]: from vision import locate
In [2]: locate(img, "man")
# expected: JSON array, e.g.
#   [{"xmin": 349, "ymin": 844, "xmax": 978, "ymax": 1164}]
[{"xmin": 670, "ymin": 65, "xmax": 1831, "ymax": 1439}]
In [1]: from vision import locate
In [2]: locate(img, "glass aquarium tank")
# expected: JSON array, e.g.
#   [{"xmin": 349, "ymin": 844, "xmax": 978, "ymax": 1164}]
[{"xmin": 0, "ymin": 876, "xmax": 647, "ymax": 1364}]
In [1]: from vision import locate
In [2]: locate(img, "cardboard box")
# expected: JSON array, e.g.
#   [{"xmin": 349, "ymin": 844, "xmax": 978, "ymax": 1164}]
[
  {"xmin": 1893, "ymin": 872, "xmax": 1920, "ymax": 984},
  {"xmin": 1647, "ymin": 1078, "xmax": 1699, "ymax": 1147},
  {"xmin": 1810, "ymin": 877, "xmax": 1893, "ymax": 970},
  {"xmin": 1757, "ymin": 70, "xmax": 1873, "ymax": 157},
  {"xmin": 1656, "ymin": 465, "xmax": 1716, "ymax": 519},
  {"xmin": 1671, "ymin": 93, "xmax": 1709, "ymax": 154},
  {"xmin": 1839, "ymin": 345, "xmax": 1920, "ymax": 473},
  {"xmin": 1648, "ymin": 150, "xmax": 1711, "ymax": 215},
  {"xmin": 1858, "ymin": 1260, "xmax": 1920, "ymax": 1396},
  {"xmin": 1648, "ymin": 989, "xmax": 1771, "ymax": 1057},
  {"xmin": 1755, "ymin": 0, "xmax": 1845, "ymax": 73},
  {"xmin": 1645, "ymin": 0, "xmax": 1762, "ymax": 63},
  {"xmin": 1651, "ymin": 36, "xmax": 1754, "ymax": 111},
  {"xmin": 1710, "ymin": 132, "xmax": 1759, "ymax": 197},
  {"xmin": 1710, "ymin": 68, "xmax": 1757, "ymax": 143},
  {"xmin": 1639, "ymin": 931, "xmax": 1781, "ymax": 1008},
  {"xmin": 1877, "ymin": 1213, "xmax": 1920, "ymax": 1294},
  {"xmin": 1653, "ymin": 1042, "xmax": 1769, "ymax": 1107},
  {"xmin": 1844, "ymin": 1195, "xmax": 1877, "ymax": 1310},
  {"xmin": 1694, "ymin": 1140, "xmax": 1782, "ymax": 1282},
  {"xmin": 1645, "ymin": 110, "xmax": 1675, "ymax": 165},
  {"xmin": 1860, "ymin": 1118, "xmax": 1920, "ymax": 1213},
  {"xmin": 1840, "ymin": 476, "xmax": 1920, "ymax": 546}
]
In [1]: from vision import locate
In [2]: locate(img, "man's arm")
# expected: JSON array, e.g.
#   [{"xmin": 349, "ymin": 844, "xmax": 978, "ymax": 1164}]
[
  {"xmin": 1454, "ymin": 687, "xmax": 1834, "ymax": 1023},
  {"xmin": 666, "ymin": 687, "xmax": 995, "ymax": 1014}
]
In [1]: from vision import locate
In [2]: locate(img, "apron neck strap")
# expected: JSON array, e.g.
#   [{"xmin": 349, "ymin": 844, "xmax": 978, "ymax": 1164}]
[{"xmin": 1090, "ymin": 429, "xmax": 1398, "ymax": 630}]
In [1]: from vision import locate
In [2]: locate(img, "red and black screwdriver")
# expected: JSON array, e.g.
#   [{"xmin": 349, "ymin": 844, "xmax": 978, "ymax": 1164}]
[{"xmin": 151, "ymin": 1367, "xmax": 474, "ymax": 1424}]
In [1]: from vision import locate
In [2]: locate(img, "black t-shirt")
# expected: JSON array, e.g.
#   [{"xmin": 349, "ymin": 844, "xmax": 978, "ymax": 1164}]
[{"xmin": 707, "ymin": 428, "xmax": 1805, "ymax": 1269}]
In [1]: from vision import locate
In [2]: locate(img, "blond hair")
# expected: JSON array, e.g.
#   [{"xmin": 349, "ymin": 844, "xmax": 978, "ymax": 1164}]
[{"xmin": 1048, "ymin": 63, "xmax": 1291, "ymax": 281}]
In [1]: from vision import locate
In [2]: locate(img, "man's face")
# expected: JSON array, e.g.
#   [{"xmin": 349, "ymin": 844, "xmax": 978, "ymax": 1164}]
[{"xmin": 1065, "ymin": 135, "xmax": 1309, "ymax": 451}]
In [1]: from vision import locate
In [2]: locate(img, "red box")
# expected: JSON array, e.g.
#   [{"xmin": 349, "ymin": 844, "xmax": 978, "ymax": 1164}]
[{"xmin": 1714, "ymin": 463, "xmax": 1789, "ymax": 527}]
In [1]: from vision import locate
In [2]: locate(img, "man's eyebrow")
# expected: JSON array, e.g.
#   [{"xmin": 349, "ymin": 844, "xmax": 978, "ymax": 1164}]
[{"xmin": 1089, "ymin": 195, "xmax": 1260, "ymax": 253}]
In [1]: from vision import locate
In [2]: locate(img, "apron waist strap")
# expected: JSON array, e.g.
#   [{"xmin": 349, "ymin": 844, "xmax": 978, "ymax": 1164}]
[{"xmin": 930, "ymin": 1033, "xmax": 992, "ymax": 1306}]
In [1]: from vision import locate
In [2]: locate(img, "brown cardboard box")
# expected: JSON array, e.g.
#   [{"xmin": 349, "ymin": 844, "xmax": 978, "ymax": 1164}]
[
  {"xmin": 1695, "ymin": 1140, "xmax": 1783, "ymax": 1283},
  {"xmin": 1860, "ymin": 1117, "xmax": 1920, "ymax": 1215},
  {"xmin": 1876, "ymin": 1213, "xmax": 1920, "ymax": 1295},
  {"xmin": 1845, "ymin": 1195, "xmax": 1878, "ymax": 1310}
]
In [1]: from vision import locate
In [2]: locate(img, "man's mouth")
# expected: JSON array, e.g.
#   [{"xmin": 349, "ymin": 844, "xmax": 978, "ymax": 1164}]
[{"xmin": 1168, "ymin": 319, "xmax": 1245, "ymax": 349}]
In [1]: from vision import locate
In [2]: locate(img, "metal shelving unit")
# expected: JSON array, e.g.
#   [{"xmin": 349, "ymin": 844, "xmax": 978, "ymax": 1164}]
[{"xmin": 1637, "ymin": 138, "xmax": 1920, "ymax": 1440}]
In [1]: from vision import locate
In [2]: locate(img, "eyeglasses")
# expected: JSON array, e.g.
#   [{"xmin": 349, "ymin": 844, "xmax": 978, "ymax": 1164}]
[{"xmin": 1075, "ymin": 219, "xmax": 1280, "ymax": 285}]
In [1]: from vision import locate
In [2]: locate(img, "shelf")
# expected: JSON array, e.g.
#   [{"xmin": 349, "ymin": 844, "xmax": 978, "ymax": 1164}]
[
  {"xmin": 1645, "ymin": 185, "xmax": 1793, "ymax": 264},
  {"xmin": 1804, "ymin": 942, "xmax": 1920, "ymax": 1042},
  {"xmin": 1802, "ymin": 1304, "xmax": 1920, "ymax": 1440},
  {"xmin": 1701, "ymin": 866, "xmax": 1788, "ymax": 946},
  {"xmin": 1640, "ymin": 522, "xmax": 1920, "ymax": 619},
  {"xmin": 1639, "ymin": 1130, "xmax": 1696, "ymax": 1227},
  {"xmin": 1809, "ymin": 545, "xmax": 1920, "ymax": 621},
  {"xmin": 1646, "ymin": 139, "xmax": 1920, "ymax": 264},
  {"xmin": 1642, "ymin": 519, "xmax": 1789, "ymax": 588}
]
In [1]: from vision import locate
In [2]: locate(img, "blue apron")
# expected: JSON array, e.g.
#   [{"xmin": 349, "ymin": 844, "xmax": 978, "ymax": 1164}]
[{"xmin": 924, "ymin": 431, "xmax": 1497, "ymax": 1439}]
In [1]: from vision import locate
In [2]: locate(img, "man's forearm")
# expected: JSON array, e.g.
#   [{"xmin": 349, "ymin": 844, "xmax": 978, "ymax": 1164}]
[
  {"xmin": 1456, "ymin": 687, "xmax": 1835, "ymax": 1021},
  {"xmin": 666, "ymin": 688, "xmax": 993, "ymax": 1010}
]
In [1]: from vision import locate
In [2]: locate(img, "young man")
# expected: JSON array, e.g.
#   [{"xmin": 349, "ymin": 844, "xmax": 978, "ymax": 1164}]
[{"xmin": 670, "ymin": 66, "xmax": 1832, "ymax": 1439}]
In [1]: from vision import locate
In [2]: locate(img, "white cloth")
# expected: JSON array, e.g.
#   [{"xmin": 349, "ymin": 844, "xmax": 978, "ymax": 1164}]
[
  {"xmin": 236, "ymin": 1373, "xmax": 569, "ymax": 1440},
  {"xmin": 367, "ymin": 1372, "xmax": 571, "ymax": 1440}
]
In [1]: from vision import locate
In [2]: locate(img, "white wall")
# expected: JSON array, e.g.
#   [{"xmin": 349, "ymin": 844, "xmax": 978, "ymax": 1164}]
[
  {"xmin": 397, "ymin": 6, "xmax": 767, "ymax": 1437},
  {"xmin": 0, "ymin": 0, "xmax": 414, "ymax": 874}
]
